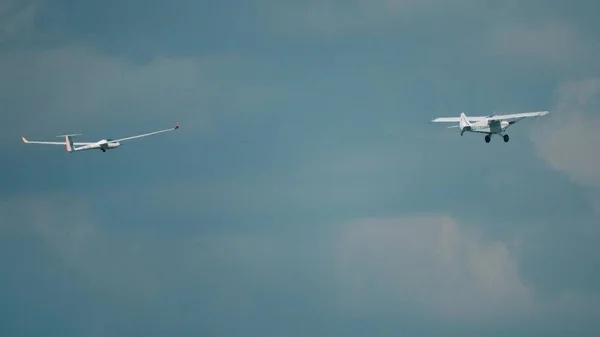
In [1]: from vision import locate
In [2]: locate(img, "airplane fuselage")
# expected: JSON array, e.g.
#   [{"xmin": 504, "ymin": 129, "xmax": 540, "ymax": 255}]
[
  {"xmin": 463, "ymin": 120, "xmax": 510, "ymax": 134},
  {"xmin": 74, "ymin": 140, "xmax": 121, "ymax": 152},
  {"xmin": 461, "ymin": 120, "xmax": 513, "ymax": 143}
]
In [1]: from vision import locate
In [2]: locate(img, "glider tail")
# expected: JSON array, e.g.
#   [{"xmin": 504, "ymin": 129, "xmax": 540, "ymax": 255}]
[
  {"xmin": 56, "ymin": 134, "xmax": 80, "ymax": 152},
  {"xmin": 459, "ymin": 112, "xmax": 472, "ymax": 134}
]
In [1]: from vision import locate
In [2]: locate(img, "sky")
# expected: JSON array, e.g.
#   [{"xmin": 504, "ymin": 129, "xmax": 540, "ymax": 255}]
[{"xmin": 2, "ymin": 0, "xmax": 600, "ymax": 336}]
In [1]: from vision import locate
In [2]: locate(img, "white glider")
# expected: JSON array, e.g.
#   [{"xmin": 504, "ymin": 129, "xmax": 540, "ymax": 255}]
[
  {"xmin": 431, "ymin": 111, "xmax": 549, "ymax": 143},
  {"xmin": 22, "ymin": 122, "xmax": 179, "ymax": 152}
]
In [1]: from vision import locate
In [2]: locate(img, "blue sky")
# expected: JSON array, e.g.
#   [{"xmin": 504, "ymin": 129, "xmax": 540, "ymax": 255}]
[{"xmin": 2, "ymin": 0, "xmax": 600, "ymax": 336}]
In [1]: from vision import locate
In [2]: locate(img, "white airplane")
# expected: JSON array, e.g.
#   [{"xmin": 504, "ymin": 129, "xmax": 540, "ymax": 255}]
[
  {"xmin": 22, "ymin": 122, "xmax": 179, "ymax": 152},
  {"xmin": 431, "ymin": 111, "xmax": 549, "ymax": 143}
]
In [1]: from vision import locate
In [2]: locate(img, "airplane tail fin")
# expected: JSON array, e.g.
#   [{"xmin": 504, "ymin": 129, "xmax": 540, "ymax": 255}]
[
  {"xmin": 459, "ymin": 112, "xmax": 471, "ymax": 130},
  {"xmin": 56, "ymin": 134, "xmax": 81, "ymax": 152}
]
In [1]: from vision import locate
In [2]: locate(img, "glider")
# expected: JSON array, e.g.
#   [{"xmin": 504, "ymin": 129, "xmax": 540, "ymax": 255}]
[
  {"xmin": 431, "ymin": 111, "xmax": 549, "ymax": 143},
  {"xmin": 22, "ymin": 122, "xmax": 179, "ymax": 152}
]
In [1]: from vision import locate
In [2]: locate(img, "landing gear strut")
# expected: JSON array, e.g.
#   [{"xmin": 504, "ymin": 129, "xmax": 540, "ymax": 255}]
[
  {"xmin": 484, "ymin": 135, "xmax": 491, "ymax": 143},
  {"xmin": 503, "ymin": 134, "xmax": 510, "ymax": 143}
]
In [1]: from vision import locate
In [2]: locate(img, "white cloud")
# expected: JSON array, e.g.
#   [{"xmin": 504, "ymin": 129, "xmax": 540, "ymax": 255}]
[
  {"xmin": 531, "ymin": 78, "xmax": 600, "ymax": 188},
  {"xmin": 2, "ymin": 194, "xmax": 600, "ymax": 331},
  {"xmin": 333, "ymin": 215, "xmax": 535, "ymax": 322}
]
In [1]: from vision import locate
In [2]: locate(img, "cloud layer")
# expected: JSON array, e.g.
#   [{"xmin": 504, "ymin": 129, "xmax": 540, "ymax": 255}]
[
  {"xmin": 334, "ymin": 216, "xmax": 534, "ymax": 322},
  {"xmin": 0, "ymin": 196, "xmax": 540, "ymax": 335},
  {"xmin": 4, "ymin": 194, "xmax": 598, "ymax": 336},
  {"xmin": 532, "ymin": 78, "xmax": 600, "ymax": 188}
]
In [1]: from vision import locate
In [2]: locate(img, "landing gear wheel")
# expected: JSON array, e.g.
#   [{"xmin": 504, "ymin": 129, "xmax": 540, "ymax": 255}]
[
  {"xmin": 101, "ymin": 149, "xmax": 106, "ymax": 152},
  {"xmin": 503, "ymin": 134, "xmax": 509, "ymax": 143},
  {"xmin": 484, "ymin": 135, "xmax": 491, "ymax": 143}
]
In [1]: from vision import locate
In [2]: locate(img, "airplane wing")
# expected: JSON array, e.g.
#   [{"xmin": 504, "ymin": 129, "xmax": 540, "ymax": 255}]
[
  {"xmin": 485, "ymin": 111, "xmax": 549, "ymax": 121},
  {"xmin": 431, "ymin": 111, "xmax": 549, "ymax": 123},
  {"xmin": 21, "ymin": 137, "xmax": 92, "ymax": 145},
  {"xmin": 431, "ymin": 116, "xmax": 487, "ymax": 123},
  {"xmin": 112, "ymin": 122, "xmax": 179, "ymax": 142}
]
